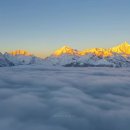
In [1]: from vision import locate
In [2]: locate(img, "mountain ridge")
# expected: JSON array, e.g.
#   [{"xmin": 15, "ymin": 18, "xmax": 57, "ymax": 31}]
[
  {"xmin": 52, "ymin": 45, "xmax": 79, "ymax": 56},
  {"xmin": 0, "ymin": 42, "xmax": 130, "ymax": 67},
  {"xmin": 52, "ymin": 42, "xmax": 130, "ymax": 57},
  {"xmin": 9, "ymin": 50, "xmax": 32, "ymax": 56},
  {"xmin": 1, "ymin": 41, "xmax": 130, "ymax": 58}
]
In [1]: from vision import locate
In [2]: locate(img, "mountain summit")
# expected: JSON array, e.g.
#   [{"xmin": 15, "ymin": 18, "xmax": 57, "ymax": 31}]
[
  {"xmin": 51, "ymin": 42, "xmax": 130, "ymax": 57},
  {"xmin": 9, "ymin": 50, "xmax": 32, "ymax": 56},
  {"xmin": 110, "ymin": 41, "xmax": 130, "ymax": 55},
  {"xmin": 81, "ymin": 42, "xmax": 130, "ymax": 57},
  {"xmin": 52, "ymin": 46, "xmax": 79, "ymax": 56}
]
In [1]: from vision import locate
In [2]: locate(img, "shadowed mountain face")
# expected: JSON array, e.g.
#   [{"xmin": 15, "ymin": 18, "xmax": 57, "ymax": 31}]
[
  {"xmin": 0, "ymin": 53, "xmax": 14, "ymax": 67},
  {"xmin": 0, "ymin": 52, "xmax": 43, "ymax": 67}
]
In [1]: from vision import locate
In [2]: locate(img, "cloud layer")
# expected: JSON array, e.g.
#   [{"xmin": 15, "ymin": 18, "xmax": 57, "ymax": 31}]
[{"xmin": 0, "ymin": 65, "xmax": 130, "ymax": 130}]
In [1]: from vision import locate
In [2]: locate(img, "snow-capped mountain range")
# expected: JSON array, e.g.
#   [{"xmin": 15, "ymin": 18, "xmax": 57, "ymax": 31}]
[
  {"xmin": 0, "ymin": 50, "xmax": 44, "ymax": 67},
  {"xmin": 44, "ymin": 42, "xmax": 130, "ymax": 67},
  {"xmin": 1, "ymin": 42, "xmax": 130, "ymax": 67}
]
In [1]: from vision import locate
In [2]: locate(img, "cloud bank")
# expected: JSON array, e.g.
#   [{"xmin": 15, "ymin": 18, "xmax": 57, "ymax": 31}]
[{"xmin": 0, "ymin": 65, "xmax": 130, "ymax": 130}]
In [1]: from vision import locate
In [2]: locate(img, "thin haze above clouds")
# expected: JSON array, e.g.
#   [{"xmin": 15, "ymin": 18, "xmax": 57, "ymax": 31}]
[{"xmin": 0, "ymin": 65, "xmax": 130, "ymax": 130}]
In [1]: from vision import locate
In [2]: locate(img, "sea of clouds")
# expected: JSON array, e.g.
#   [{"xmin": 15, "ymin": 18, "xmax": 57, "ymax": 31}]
[{"xmin": 0, "ymin": 65, "xmax": 130, "ymax": 130}]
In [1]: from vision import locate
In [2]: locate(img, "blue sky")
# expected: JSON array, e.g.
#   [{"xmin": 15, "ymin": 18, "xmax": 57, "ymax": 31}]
[{"xmin": 0, "ymin": 0, "xmax": 130, "ymax": 57}]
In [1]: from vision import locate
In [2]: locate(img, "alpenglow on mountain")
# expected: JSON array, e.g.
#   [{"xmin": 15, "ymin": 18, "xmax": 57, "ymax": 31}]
[
  {"xmin": 52, "ymin": 41, "xmax": 130, "ymax": 57},
  {"xmin": 45, "ymin": 42, "xmax": 130, "ymax": 67},
  {"xmin": 9, "ymin": 50, "xmax": 32, "ymax": 56},
  {"xmin": 52, "ymin": 46, "xmax": 79, "ymax": 56},
  {"xmin": 0, "ymin": 42, "xmax": 130, "ymax": 67}
]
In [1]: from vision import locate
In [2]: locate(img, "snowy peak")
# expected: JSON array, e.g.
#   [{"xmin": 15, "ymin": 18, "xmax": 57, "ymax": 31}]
[
  {"xmin": 79, "ymin": 48, "xmax": 112, "ymax": 57},
  {"xmin": 1, "ymin": 41, "xmax": 130, "ymax": 68},
  {"xmin": 51, "ymin": 42, "xmax": 130, "ymax": 57},
  {"xmin": 80, "ymin": 41, "xmax": 130, "ymax": 57},
  {"xmin": 0, "ymin": 52, "xmax": 14, "ymax": 67},
  {"xmin": 52, "ymin": 45, "xmax": 79, "ymax": 56},
  {"xmin": 110, "ymin": 42, "xmax": 130, "ymax": 55},
  {"xmin": 7, "ymin": 42, "xmax": 130, "ymax": 58},
  {"xmin": 9, "ymin": 50, "xmax": 32, "ymax": 56}
]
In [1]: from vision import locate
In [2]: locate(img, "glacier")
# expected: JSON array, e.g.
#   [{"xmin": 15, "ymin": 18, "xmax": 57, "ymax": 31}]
[{"xmin": 0, "ymin": 65, "xmax": 130, "ymax": 130}]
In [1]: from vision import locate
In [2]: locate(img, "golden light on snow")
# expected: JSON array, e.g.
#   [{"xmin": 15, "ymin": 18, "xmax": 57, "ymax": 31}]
[
  {"xmin": 53, "ymin": 42, "xmax": 130, "ymax": 58},
  {"xmin": 9, "ymin": 50, "xmax": 32, "ymax": 56},
  {"xmin": 8, "ymin": 42, "xmax": 130, "ymax": 58}
]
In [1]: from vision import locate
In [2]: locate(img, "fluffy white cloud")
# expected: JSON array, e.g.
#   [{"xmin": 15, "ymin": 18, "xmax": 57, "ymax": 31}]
[{"xmin": 0, "ymin": 65, "xmax": 130, "ymax": 130}]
